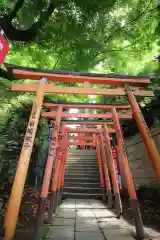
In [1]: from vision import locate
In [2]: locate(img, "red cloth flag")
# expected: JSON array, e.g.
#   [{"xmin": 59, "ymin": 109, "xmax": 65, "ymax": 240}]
[{"xmin": 0, "ymin": 32, "xmax": 9, "ymax": 65}]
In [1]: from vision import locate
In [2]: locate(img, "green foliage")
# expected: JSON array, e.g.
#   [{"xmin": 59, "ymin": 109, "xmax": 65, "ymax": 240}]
[
  {"xmin": 0, "ymin": 93, "xmax": 31, "ymax": 182},
  {"xmin": 0, "ymin": 0, "xmax": 159, "ymax": 185}
]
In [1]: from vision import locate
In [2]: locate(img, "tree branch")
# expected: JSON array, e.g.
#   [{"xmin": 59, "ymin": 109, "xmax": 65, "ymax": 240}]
[
  {"xmin": 0, "ymin": 0, "xmax": 55, "ymax": 41},
  {"xmin": 105, "ymin": 1, "xmax": 157, "ymax": 43},
  {"xmin": 30, "ymin": 1, "xmax": 55, "ymax": 32},
  {"xmin": 94, "ymin": 37, "xmax": 145, "ymax": 63},
  {"xmin": 7, "ymin": 0, "xmax": 25, "ymax": 21},
  {"xmin": 106, "ymin": 37, "xmax": 143, "ymax": 52},
  {"xmin": 53, "ymin": 40, "xmax": 66, "ymax": 69},
  {"xmin": 95, "ymin": 37, "xmax": 141, "ymax": 57},
  {"xmin": 94, "ymin": 4, "xmax": 158, "ymax": 62}
]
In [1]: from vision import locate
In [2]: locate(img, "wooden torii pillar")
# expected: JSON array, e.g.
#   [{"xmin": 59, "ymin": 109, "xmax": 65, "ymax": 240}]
[
  {"xmin": 3, "ymin": 63, "xmax": 160, "ymax": 240},
  {"xmin": 34, "ymin": 106, "xmax": 63, "ymax": 240},
  {"xmin": 111, "ymin": 108, "xmax": 145, "ymax": 237},
  {"xmin": 4, "ymin": 77, "xmax": 47, "ymax": 240}
]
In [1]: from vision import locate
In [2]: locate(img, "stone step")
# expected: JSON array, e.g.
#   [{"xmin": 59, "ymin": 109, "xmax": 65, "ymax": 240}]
[
  {"xmin": 68, "ymin": 154, "xmax": 97, "ymax": 157},
  {"xmin": 65, "ymin": 169, "xmax": 99, "ymax": 173},
  {"xmin": 66, "ymin": 166, "xmax": 98, "ymax": 170},
  {"xmin": 67, "ymin": 156, "xmax": 97, "ymax": 159},
  {"xmin": 66, "ymin": 160, "xmax": 98, "ymax": 164},
  {"xmin": 68, "ymin": 153, "xmax": 96, "ymax": 155},
  {"xmin": 68, "ymin": 154, "xmax": 96, "ymax": 157},
  {"xmin": 68, "ymin": 153, "xmax": 96, "ymax": 156},
  {"xmin": 66, "ymin": 161, "xmax": 97, "ymax": 165},
  {"xmin": 66, "ymin": 165, "xmax": 98, "ymax": 169},
  {"xmin": 69, "ymin": 150, "xmax": 96, "ymax": 153},
  {"xmin": 68, "ymin": 153, "xmax": 97, "ymax": 156},
  {"xmin": 65, "ymin": 165, "xmax": 99, "ymax": 170},
  {"xmin": 66, "ymin": 164, "xmax": 98, "ymax": 168},
  {"xmin": 65, "ymin": 169, "xmax": 99, "ymax": 174},
  {"xmin": 64, "ymin": 182, "xmax": 101, "ymax": 188},
  {"xmin": 63, "ymin": 186, "xmax": 101, "ymax": 194},
  {"xmin": 66, "ymin": 163, "xmax": 98, "ymax": 166},
  {"xmin": 67, "ymin": 158, "xmax": 97, "ymax": 161},
  {"xmin": 64, "ymin": 177, "xmax": 100, "ymax": 183},
  {"xmin": 65, "ymin": 172, "xmax": 99, "ymax": 177},
  {"xmin": 62, "ymin": 192, "xmax": 102, "ymax": 199},
  {"xmin": 68, "ymin": 154, "xmax": 96, "ymax": 156}
]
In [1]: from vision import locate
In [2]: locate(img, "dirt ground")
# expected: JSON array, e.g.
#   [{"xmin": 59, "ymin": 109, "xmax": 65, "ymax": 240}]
[
  {"xmin": 0, "ymin": 186, "xmax": 160, "ymax": 239},
  {"xmin": 122, "ymin": 188, "xmax": 160, "ymax": 232},
  {"xmin": 0, "ymin": 185, "xmax": 39, "ymax": 240}
]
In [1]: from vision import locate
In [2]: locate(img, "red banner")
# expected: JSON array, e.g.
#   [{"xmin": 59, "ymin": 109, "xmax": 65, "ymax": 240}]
[
  {"xmin": 0, "ymin": 32, "xmax": 9, "ymax": 65},
  {"xmin": 112, "ymin": 147, "xmax": 122, "ymax": 191}
]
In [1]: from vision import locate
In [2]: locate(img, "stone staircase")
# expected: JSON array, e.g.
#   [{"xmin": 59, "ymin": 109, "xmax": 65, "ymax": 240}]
[{"xmin": 63, "ymin": 149, "xmax": 102, "ymax": 199}]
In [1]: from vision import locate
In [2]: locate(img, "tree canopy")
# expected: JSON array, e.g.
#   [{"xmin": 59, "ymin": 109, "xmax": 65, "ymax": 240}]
[
  {"xmin": 0, "ymin": 0, "xmax": 159, "ymax": 186},
  {"xmin": 0, "ymin": 0, "xmax": 158, "ymax": 72},
  {"xmin": 0, "ymin": 0, "xmax": 118, "ymax": 41}
]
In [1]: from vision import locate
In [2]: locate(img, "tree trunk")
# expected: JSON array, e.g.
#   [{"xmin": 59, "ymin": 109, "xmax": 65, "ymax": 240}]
[{"xmin": 0, "ymin": 2, "xmax": 55, "ymax": 42}]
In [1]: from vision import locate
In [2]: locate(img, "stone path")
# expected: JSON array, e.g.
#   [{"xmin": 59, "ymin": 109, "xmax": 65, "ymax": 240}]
[{"xmin": 41, "ymin": 199, "xmax": 136, "ymax": 240}]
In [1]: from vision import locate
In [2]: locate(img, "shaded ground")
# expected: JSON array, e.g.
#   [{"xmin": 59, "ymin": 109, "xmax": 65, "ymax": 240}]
[
  {"xmin": 0, "ymin": 185, "xmax": 39, "ymax": 240},
  {"xmin": 42, "ymin": 198, "xmax": 134, "ymax": 240},
  {"xmin": 122, "ymin": 188, "xmax": 160, "ymax": 232},
  {"xmin": 0, "ymin": 186, "xmax": 160, "ymax": 239}
]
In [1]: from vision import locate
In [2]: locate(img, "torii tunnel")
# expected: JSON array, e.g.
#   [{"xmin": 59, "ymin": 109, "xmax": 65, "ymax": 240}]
[{"xmin": 3, "ymin": 63, "xmax": 160, "ymax": 240}]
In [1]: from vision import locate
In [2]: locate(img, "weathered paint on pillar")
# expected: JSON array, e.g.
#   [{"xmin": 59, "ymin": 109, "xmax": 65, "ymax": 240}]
[
  {"xmin": 99, "ymin": 134, "xmax": 112, "ymax": 208},
  {"xmin": 56, "ymin": 124, "xmax": 66, "ymax": 205},
  {"xmin": 4, "ymin": 77, "xmax": 47, "ymax": 240},
  {"xmin": 34, "ymin": 106, "xmax": 62, "ymax": 239},
  {"xmin": 112, "ymin": 108, "xmax": 144, "ymax": 239},
  {"xmin": 60, "ymin": 129, "xmax": 68, "ymax": 201},
  {"xmin": 41, "ymin": 107, "xmax": 62, "ymax": 198},
  {"xmin": 126, "ymin": 89, "xmax": 160, "ymax": 182},
  {"xmin": 96, "ymin": 139, "xmax": 106, "ymax": 202},
  {"xmin": 50, "ymin": 126, "xmax": 65, "ymax": 213},
  {"xmin": 56, "ymin": 154, "xmax": 64, "ymax": 205},
  {"xmin": 62, "ymin": 131, "xmax": 69, "ymax": 187},
  {"xmin": 51, "ymin": 156, "xmax": 61, "ymax": 210},
  {"xmin": 103, "ymin": 127, "xmax": 122, "ymax": 216}
]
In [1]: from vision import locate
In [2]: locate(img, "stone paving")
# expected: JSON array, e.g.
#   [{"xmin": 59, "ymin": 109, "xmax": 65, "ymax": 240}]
[{"xmin": 41, "ymin": 199, "xmax": 160, "ymax": 240}]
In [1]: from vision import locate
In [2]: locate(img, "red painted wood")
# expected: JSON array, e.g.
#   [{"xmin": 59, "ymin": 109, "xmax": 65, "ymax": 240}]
[
  {"xmin": 42, "ymin": 111, "xmax": 133, "ymax": 119},
  {"xmin": 61, "ymin": 130, "xmax": 68, "ymax": 187},
  {"xmin": 69, "ymin": 142, "xmax": 96, "ymax": 146},
  {"xmin": 50, "ymin": 120, "xmax": 113, "ymax": 125},
  {"xmin": 96, "ymin": 140, "xmax": 105, "ymax": 188},
  {"xmin": 43, "ymin": 103, "xmax": 131, "ymax": 110},
  {"xmin": 66, "ymin": 128, "xmax": 115, "ymax": 133},
  {"xmin": 11, "ymin": 84, "xmax": 154, "ymax": 97},
  {"xmin": 98, "ymin": 135, "xmax": 111, "ymax": 191},
  {"xmin": 11, "ymin": 68, "xmax": 150, "ymax": 86},
  {"xmin": 69, "ymin": 136, "xmax": 112, "ymax": 141}
]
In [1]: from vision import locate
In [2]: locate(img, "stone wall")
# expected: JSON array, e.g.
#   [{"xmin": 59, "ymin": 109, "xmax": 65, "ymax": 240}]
[{"xmin": 120, "ymin": 124, "xmax": 160, "ymax": 189}]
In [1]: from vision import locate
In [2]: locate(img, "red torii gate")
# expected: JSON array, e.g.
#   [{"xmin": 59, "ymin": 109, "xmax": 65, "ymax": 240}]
[
  {"xmin": 41, "ymin": 106, "xmax": 140, "ymax": 238},
  {"xmin": 3, "ymin": 63, "xmax": 160, "ymax": 240}
]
